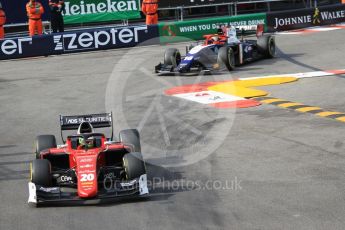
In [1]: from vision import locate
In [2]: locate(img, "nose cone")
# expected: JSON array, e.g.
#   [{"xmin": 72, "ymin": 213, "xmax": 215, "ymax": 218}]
[
  {"xmin": 178, "ymin": 64, "xmax": 189, "ymax": 73},
  {"xmin": 178, "ymin": 56, "xmax": 193, "ymax": 73},
  {"xmin": 76, "ymin": 155, "xmax": 98, "ymax": 198},
  {"xmin": 78, "ymin": 189, "xmax": 97, "ymax": 198}
]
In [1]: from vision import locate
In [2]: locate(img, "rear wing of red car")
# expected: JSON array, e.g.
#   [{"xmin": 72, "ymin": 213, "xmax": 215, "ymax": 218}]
[{"xmin": 59, "ymin": 112, "xmax": 113, "ymax": 142}]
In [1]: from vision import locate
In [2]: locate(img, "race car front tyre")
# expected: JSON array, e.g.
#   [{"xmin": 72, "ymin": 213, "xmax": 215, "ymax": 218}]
[
  {"xmin": 35, "ymin": 135, "xmax": 57, "ymax": 159},
  {"xmin": 119, "ymin": 129, "xmax": 141, "ymax": 152},
  {"xmin": 164, "ymin": 48, "xmax": 181, "ymax": 67},
  {"xmin": 123, "ymin": 152, "xmax": 146, "ymax": 180},
  {"xmin": 257, "ymin": 35, "xmax": 276, "ymax": 58},
  {"xmin": 31, "ymin": 159, "xmax": 52, "ymax": 187},
  {"xmin": 218, "ymin": 47, "xmax": 235, "ymax": 71}
]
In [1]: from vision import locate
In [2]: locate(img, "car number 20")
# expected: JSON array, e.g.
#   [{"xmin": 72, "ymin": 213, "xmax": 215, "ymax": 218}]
[{"xmin": 80, "ymin": 173, "xmax": 95, "ymax": 182}]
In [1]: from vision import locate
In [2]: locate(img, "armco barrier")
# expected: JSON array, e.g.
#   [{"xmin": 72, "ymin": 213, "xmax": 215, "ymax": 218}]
[
  {"xmin": 158, "ymin": 13, "xmax": 266, "ymax": 43},
  {"xmin": 0, "ymin": 25, "xmax": 159, "ymax": 60},
  {"xmin": 267, "ymin": 4, "xmax": 345, "ymax": 32},
  {"xmin": 160, "ymin": 0, "xmax": 230, "ymax": 8}
]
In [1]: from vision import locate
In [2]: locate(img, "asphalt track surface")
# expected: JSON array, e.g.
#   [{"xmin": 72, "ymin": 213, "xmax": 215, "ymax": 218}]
[{"xmin": 1, "ymin": 29, "xmax": 345, "ymax": 230}]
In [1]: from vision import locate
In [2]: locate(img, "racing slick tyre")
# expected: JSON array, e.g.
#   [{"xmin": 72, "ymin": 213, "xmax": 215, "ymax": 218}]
[
  {"xmin": 119, "ymin": 129, "xmax": 141, "ymax": 152},
  {"xmin": 35, "ymin": 135, "xmax": 57, "ymax": 159},
  {"xmin": 164, "ymin": 48, "xmax": 181, "ymax": 67},
  {"xmin": 123, "ymin": 152, "xmax": 146, "ymax": 180},
  {"xmin": 257, "ymin": 35, "xmax": 275, "ymax": 58},
  {"xmin": 31, "ymin": 159, "xmax": 52, "ymax": 186},
  {"xmin": 218, "ymin": 47, "xmax": 235, "ymax": 71}
]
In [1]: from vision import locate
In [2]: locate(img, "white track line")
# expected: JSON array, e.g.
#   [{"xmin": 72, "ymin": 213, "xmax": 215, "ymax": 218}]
[{"xmin": 238, "ymin": 70, "xmax": 345, "ymax": 81}]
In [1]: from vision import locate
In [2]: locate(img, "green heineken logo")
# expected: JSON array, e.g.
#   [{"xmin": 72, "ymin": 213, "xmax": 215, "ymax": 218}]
[{"xmin": 62, "ymin": 0, "xmax": 141, "ymax": 24}]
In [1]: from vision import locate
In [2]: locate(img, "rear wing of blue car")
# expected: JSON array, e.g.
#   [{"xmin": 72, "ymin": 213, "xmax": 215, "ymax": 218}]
[
  {"xmin": 237, "ymin": 24, "xmax": 265, "ymax": 37},
  {"xmin": 59, "ymin": 112, "xmax": 113, "ymax": 142}
]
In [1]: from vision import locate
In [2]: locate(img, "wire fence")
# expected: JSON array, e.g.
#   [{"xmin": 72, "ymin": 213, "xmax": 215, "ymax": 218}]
[{"xmin": 2, "ymin": 0, "xmax": 341, "ymax": 37}]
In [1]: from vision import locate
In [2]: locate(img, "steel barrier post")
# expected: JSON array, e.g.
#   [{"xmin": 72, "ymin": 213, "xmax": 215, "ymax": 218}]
[
  {"xmin": 180, "ymin": 7, "xmax": 184, "ymax": 21},
  {"xmin": 229, "ymin": 4, "xmax": 233, "ymax": 16}
]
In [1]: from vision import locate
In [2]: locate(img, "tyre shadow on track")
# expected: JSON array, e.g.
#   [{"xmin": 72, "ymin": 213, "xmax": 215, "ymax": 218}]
[
  {"xmin": 145, "ymin": 162, "xmax": 197, "ymax": 194},
  {"xmin": 276, "ymin": 48, "xmax": 318, "ymax": 71},
  {"xmin": 156, "ymin": 55, "xmax": 285, "ymax": 78},
  {"xmin": 0, "ymin": 151, "xmax": 31, "ymax": 181},
  {"xmin": 0, "ymin": 145, "xmax": 32, "ymax": 181},
  {"xmin": 97, "ymin": 163, "xmax": 194, "ymax": 207},
  {"xmin": 96, "ymin": 162, "xmax": 195, "ymax": 207},
  {"xmin": 0, "ymin": 145, "xmax": 17, "ymax": 149},
  {"xmin": 0, "ymin": 169, "xmax": 30, "ymax": 181}
]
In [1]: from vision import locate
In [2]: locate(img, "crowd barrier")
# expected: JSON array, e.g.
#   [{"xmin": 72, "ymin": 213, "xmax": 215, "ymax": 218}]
[
  {"xmin": 1, "ymin": 4, "xmax": 345, "ymax": 61},
  {"xmin": 0, "ymin": 25, "xmax": 159, "ymax": 60},
  {"xmin": 158, "ymin": 0, "xmax": 282, "ymax": 8}
]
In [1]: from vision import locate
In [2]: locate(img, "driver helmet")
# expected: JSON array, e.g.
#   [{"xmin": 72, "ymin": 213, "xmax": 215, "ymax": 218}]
[
  {"xmin": 77, "ymin": 122, "xmax": 94, "ymax": 134},
  {"xmin": 77, "ymin": 122, "xmax": 95, "ymax": 148},
  {"xmin": 228, "ymin": 26, "xmax": 237, "ymax": 36},
  {"xmin": 78, "ymin": 137, "xmax": 94, "ymax": 149},
  {"xmin": 211, "ymin": 36, "xmax": 219, "ymax": 41},
  {"xmin": 227, "ymin": 25, "xmax": 239, "ymax": 43}
]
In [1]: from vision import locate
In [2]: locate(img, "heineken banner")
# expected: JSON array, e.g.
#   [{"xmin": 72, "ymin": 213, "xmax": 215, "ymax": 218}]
[
  {"xmin": 63, "ymin": 0, "xmax": 141, "ymax": 24},
  {"xmin": 158, "ymin": 13, "xmax": 266, "ymax": 43}
]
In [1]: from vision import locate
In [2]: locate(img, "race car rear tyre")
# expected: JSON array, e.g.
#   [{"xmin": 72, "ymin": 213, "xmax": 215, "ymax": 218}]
[
  {"xmin": 31, "ymin": 159, "xmax": 52, "ymax": 187},
  {"xmin": 218, "ymin": 47, "xmax": 235, "ymax": 71},
  {"xmin": 164, "ymin": 48, "xmax": 181, "ymax": 67},
  {"xmin": 257, "ymin": 35, "xmax": 275, "ymax": 58},
  {"xmin": 119, "ymin": 129, "xmax": 141, "ymax": 152},
  {"xmin": 123, "ymin": 152, "xmax": 146, "ymax": 180},
  {"xmin": 35, "ymin": 135, "xmax": 57, "ymax": 159}
]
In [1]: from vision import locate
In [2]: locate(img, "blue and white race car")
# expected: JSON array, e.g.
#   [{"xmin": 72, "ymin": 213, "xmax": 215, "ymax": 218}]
[{"xmin": 155, "ymin": 27, "xmax": 275, "ymax": 75}]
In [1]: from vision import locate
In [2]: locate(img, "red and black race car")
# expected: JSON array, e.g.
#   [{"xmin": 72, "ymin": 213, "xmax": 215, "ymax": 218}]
[{"xmin": 28, "ymin": 113, "xmax": 148, "ymax": 206}]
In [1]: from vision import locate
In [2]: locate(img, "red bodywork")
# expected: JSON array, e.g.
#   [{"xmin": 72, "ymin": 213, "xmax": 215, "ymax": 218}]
[
  {"xmin": 203, "ymin": 34, "xmax": 228, "ymax": 46},
  {"xmin": 40, "ymin": 136, "xmax": 131, "ymax": 198}
]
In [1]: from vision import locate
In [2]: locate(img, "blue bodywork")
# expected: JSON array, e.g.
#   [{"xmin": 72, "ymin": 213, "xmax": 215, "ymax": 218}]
[
  {"xmin": 155, "ymin": 37, "xmax": 270, "ymax": 75},
  {"xmin": 177, "ymin": 42, "xmax": 257, "ymax": 73},
  {"xmin": 178, "ymin": 44, "xmax": 219, "ymax": 72}
]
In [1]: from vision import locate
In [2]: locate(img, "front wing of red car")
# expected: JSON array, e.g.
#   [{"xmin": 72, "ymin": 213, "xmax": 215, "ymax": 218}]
[{"xmin": 28, "ymin": 174, "xmax": 149, "ymax": 206}]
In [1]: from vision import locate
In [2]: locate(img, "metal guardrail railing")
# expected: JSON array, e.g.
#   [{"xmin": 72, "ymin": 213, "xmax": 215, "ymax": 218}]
[
  {"xmin": 1, "ymin": 0, "xmax": 321, "ymax": 38},
  {"xmin": 158, "ymin": 0, "xmax": 319, "ymax": 9},
  {"xmin": 158, "ymin": 0, "xmax": 286, "ymax": 10},
  {"xmin": 158, "ymin": 0, "xmax": 317, "ymax": 21}
]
